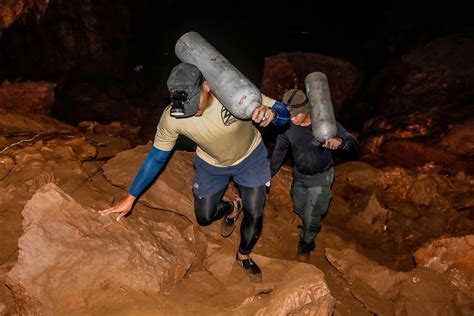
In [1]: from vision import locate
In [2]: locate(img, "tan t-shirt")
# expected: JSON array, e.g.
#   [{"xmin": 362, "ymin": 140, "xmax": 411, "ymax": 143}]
[{"xmin": 154, "ymin": 94, "xmax": 275, "ymax": 167}]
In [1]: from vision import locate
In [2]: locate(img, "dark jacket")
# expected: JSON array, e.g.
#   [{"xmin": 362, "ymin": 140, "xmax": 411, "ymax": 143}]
[{"xmin": 270, "ymin": 122, "xmax": 359, "ymax": 178}]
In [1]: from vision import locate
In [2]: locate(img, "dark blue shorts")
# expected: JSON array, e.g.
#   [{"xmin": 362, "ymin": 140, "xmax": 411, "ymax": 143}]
[{"xmin": 193, "ymin": 141, "xmax": 271, "ymax": 197}]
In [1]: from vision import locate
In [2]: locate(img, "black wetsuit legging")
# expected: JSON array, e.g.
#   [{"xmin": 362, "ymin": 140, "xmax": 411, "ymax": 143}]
[{"xmin": 194, "ymin": 184, "xmax": 266, "ymax": 255}]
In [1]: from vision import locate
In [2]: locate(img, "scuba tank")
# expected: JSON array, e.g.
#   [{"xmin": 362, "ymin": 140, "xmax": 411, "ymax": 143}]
[
  {"xmin": 305, "ymin": 72, "xmax": 337, "ymax": 142},
  {"xmin": 175, "ymin": 31, "xmax": 261, "ymax": 119}
]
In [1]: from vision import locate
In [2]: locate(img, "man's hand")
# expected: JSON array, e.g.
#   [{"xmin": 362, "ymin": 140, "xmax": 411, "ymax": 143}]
[
  {"xmin": 99, "ymin": 192, "xmax": 136, "ymax": 222},
  {"xmin": 322, "ymin": 137, "xmax": 342, "ymax": 150},
  {"xmin": 252, "ymin": 105, "xmax": 275, "ymax": 127}
]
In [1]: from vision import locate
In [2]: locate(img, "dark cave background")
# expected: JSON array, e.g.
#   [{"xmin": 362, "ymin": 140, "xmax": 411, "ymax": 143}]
[{"xmin": 0, "ymin": 0, "xmax": 472, "ymax": 141}]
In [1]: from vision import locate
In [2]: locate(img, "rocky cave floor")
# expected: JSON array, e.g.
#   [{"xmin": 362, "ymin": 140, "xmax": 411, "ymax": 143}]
[{"xmin": 0, "ymin": 116, "xmax": 473, "ymax": 315}]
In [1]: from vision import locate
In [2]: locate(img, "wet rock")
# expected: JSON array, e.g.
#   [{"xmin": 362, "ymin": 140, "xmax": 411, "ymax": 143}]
[
  {"xmin": 206, "ymin": 250, "xmax": 334, "ymax": 315},
  {"xmin": 414, "ymin": 235, "xmax": 474, "ymax": 300},
  {"xmin": 78, "ymin": 121, "xmax": 141, "ymax": 159},
  {"xmin": 0, "ymin": 81, "xmax": 56, "ymax": 115},
  {"xmin": 440, "ymin": 118, "xmax": 474, "ymax": 158},
  {"xmin": 0, "ymin": 154, "xmax": 14, "ymax": 180},
  {"xmin": 325, "ymin": 247, "xmax": 472, "ymax": 315},
  {"xmin": 6, "ymin": 183, "xmax": 198, "ymax": 314},
  {"xmin": 333, "ymin": 161, "xmax": 383, "ymax": 192},
  {"xmin": 0, "ymin": 108, "xmax": 80, "ymax": 155},
  {"xmin": 102, "ymin": 143, "xmax": 196, "ymax": 223},
  {"xmin": 254, "ymin": 263, "xmax": 335, "ymax": 315},
  {"xmin": 0, "ymin": 108, "xmax": 76, "ymax": 136},
  {"xmin": 348, "ymin": 194, "xmax": 389, "ymax": 240}
]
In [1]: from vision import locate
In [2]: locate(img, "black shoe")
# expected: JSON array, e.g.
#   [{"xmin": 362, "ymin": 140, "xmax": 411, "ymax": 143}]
[
  {"xmin": 297, "ymin": 240, "xmax": 314, "ymax": 262},
  {"xmin": 236, "ymin": 253, "xmax": 262, "ymax": 281},
  {"xmin": 220, "ymin": 198, "xmax": 243, "ymax": 237}
]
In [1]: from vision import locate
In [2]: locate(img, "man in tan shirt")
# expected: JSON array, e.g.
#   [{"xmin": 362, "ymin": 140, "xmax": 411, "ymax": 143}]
[{"xmin": 100, "ymin": 63, "xmax": 290, "ymax": 280}]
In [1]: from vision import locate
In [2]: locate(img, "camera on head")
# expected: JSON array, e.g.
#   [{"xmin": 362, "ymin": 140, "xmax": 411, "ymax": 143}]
[{"xmin": 170, "ymin": 90, "xmax": 188, "ymax": 117}]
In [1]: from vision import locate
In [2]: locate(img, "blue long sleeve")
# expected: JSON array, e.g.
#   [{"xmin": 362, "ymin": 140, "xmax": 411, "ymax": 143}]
[
  {"xmin": 129, "ymin": 147, "xmax": 171, "ymax": 197},
  {"xmin": 271, "ymin": 101, "xmax": 291, "ymax": 126}
]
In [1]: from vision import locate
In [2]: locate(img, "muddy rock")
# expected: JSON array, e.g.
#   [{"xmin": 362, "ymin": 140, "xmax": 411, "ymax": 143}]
[
  {"xmin": 206, "ymin": 250, "xmax": 334, "ymax": 315},
  {"xmin": 6, "ymin": 183, "xmax": 198, "ymax": 314},
  {"xmin": 0, "ymin": 81, "xmax": 56, "ymax": 115},
  {"xmin": 348, "ymin": 194, "xmax": 389, "ymax": 240},
  {"xmin": 0, "ymin": 108, "xmax": 76, "ymax": 136},
  {"xmin": 414, "ymin": 235, "xmax": 474, "ymax": 299},
  {"xmin": 0, "ymin": 154, "xmax": 14, "ymax": 180},
  {"xmin": 325, "ymin": 247, "xmax": 472, "ymax": 315},
  {"xmin": 102, "ymin": 143, "xmax": 196, "ymax": 223},
  {"xmin": 254, "ymin": 263, "xmax": 335, "ymax": 315},
  {"xmin": 439, "ymin": 118, "xmax": 474, "ymax": 158},
  {"xmin": 0, "ymin": 108, "xmax": 80, "ymax": 155}
]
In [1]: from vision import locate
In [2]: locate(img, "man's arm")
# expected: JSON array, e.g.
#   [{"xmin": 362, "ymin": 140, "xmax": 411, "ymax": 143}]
[
  {"xmin": 271, "ymin": 100, "xmax": 291, "ymax": 126},
  {"xmin": 99, "ymin": 107, "xmax": 178, "ymax": 221},
  {"xmin": 335, "ymin": 122, "xmax": 359, "ymax": 151},
  {"xmin": 129, "ymin": 147, "xmax": 171, "ymax": 197},
  {"xmin": 99, "ymin": 147, "xmax": 171, "ymax": 221},
  {"xmin": 270, "ymin": 132, "xmax": 290, "ymax": 176},
  {"xmin": 252, "ymin": 95, "xmax": 291, "ymax": 127}
]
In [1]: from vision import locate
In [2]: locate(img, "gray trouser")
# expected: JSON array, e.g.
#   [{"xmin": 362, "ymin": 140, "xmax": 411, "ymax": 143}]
[{"xmin": 291, "ymin": 168, "xmax": 334, "ymax": 245}]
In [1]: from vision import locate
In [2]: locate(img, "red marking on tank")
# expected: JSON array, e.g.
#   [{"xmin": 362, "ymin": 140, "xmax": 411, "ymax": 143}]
[{"xmin": 238, "ymin": 95, "xmax": 247, "ymax": 106}]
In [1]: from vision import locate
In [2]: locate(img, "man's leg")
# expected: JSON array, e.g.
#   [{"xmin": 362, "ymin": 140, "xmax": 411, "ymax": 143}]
[
  {"xmin": 300, "ymin": 186, "xmax": 329, "ymax": 245},
  {"xmin": 300, "ymin": 169, "xmax": 334, "ymax": 251},
  {"xmin": 290, "ymin": 179, "xmax": 309, "ymax": 235},
  {"xmin": 194, "ymin": 188, "xmax": 232, "ymax": 225},
  {"xmin": 235, "ymin": 184, "xmax": 266, "ymax": 280},
  {"xmin": 238, "ymin": 184, "xmax": 266, "ymax": 255}
]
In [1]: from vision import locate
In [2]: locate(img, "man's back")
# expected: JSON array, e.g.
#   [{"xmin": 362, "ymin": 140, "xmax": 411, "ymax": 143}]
[{"xmin": 154, "ymin": 94, "xmax": 261, "ymax": 167}]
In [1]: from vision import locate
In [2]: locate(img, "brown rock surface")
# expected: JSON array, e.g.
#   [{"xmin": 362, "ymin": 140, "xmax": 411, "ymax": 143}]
[
  {"xmin": 326, "ymin": 247, "xmax": 472, "ymax": 315},
  {"xmin": 361, "ymin": 35, "xmax": 474, "ymax": 172},
  {"xmin": 6, "ymin": 183, "xmax": 199, "ymax": 314},
  {"xmin": 373, "ymin": 35, "xmax": 474, "ymax": 115},
  {"xmin": 330, "ymin": 162, "xmax": 474, "ymax": 269},
  {"xmin": 0, "ymin": 0, "xmax": 49, "ymax": 31},
  {"xmin": 204, "ymin": 250, "xmax": 334, "ymax": 315},
  {"xmin": 0, "ymin": 154, "xmax": 14, "ymax": 180},
  {"xmin": 414, "ymin": 235, "xmax": 474, "ymax": 299},
  {"xmin": 348, "ymin": 194, "xmax": 389, "ymax": 240},
  {"xmin": 0, "ymin": 81, "xmax": 56, "ymax": 115}
]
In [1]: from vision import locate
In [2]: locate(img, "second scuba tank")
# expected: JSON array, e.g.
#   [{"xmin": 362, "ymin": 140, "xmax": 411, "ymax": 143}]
[
  {"xmin": 175, "ymin": 31, "xmax": 261, "ymax": 119},
  {"xmin": 305, "ymin": 72, "xmax": 337, "ymax": 142}
]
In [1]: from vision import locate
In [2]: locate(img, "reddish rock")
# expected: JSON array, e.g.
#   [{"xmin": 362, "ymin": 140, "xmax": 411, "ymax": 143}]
[
  {"xmin": 440, "ymin": 118, "xmax": 474, "ymax": 158},
  {"xmin": 414, "ymin": 235, "xmax": 474, "ymax": 299},
  {"xmin": 206, "ymin": 251, "xmax": 334, "ymax": 315},
  {"xmin": 0, "ymin": 155, "xmax": 14, "ymax": 180},
  {"xmin": 379, "ymin": 138, "xmax": 474, "ymax": 173},
  {"xmin": 260, "ymin": 52, "xmax": 361, "ymax": 115},
  {"xmin": 0, "ymin": 0, "xmax": 49, "ymax": 31},
  {"xmin": 0, "ymin": 108, "xmax": 75, "ymax": 136},
  {"xmin": 361, "ymin": 35, "xmax": 474, "ymax": 172},
  {"xmin": 6, "ymin": 183, "xmax": 198, "ymax": 314},
  {"xmin": 0, "ymin": 81, "xmax": 56, "ymax": 116},
  {"xmin": 348, "ymin": 194, "xmax": 389, "ymax": 240},
  {"xmin": 325, "ymin": 247, "xmax": 471, "ymax": 315}
]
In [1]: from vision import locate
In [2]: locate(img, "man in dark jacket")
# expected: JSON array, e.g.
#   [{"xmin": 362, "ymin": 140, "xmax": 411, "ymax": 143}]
[{"xmin": 270, "ymin": 89, "xmax": 359, "ymax": 262}]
